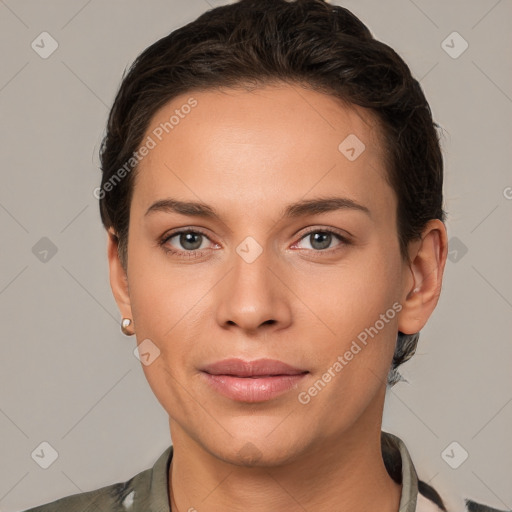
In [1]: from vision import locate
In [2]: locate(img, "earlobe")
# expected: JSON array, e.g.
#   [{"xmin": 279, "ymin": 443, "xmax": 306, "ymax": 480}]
[
  {"xmin": 398, "ymin": 220, "xmax": 448, "ymax": 335},
  {"xmin": 106, "ymin": 228, "xmax": 132, "ymax": 317}
]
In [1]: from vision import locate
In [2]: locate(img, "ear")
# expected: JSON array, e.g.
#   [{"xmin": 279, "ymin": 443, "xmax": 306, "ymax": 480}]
[
  {"xmin": 107, "ymin": 228, "xmax": 132, "ymax": 320},
  {"xmin": 397, "ymin": 219, "xmax": 448, "ymax": 335}
]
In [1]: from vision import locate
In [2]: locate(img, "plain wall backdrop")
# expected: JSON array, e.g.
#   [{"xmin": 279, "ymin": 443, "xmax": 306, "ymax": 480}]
[{"xmin": 0, "ymin": 1, "xmax": 511, "ymax": 511}]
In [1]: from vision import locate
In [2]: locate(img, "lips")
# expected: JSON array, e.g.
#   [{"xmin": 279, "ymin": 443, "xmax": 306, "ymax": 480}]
[
  {"xmin": 201, "ymin": 358, "xmax": 308, "ymax": 377},
  {"xmin": 200, "ymin": 358, "xmax": 309, "ymax": 402}
]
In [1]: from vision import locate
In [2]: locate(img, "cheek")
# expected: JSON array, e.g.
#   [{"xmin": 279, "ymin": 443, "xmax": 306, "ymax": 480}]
[
  {"xmin": 129, "ymin": 272, "xmax": 199, "ymax": 348},
  {"xmin": 128, "ymin": 264, "xmax": 203, "ymax": 412},
  {"xmin": 304, "ymin": 251, "xmax": 401, "ymax": 337},
  {"xmin": 303, "ymin": 250, "xmax": 402, "ymax": 390},
  {"xmin": 126, "ymin": 235, "xmax": 199, "ymax": 337}
]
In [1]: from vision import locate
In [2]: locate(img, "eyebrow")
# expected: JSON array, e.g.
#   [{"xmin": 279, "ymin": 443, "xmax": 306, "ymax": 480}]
[{"xmin": 144, "ymin": 196, "xmax": 371, "ymax": 221}]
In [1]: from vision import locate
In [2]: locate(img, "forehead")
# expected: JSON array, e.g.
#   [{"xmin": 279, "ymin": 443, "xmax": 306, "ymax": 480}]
[{"xmin": 132, "ymin": 83, "xmax": 395, "ymax": 223}]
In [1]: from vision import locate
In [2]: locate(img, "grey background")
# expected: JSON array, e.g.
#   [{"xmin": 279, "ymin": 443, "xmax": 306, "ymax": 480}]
[{"xmin": 0, "ymin": 1, "xmax": 511, "ymax": 511}]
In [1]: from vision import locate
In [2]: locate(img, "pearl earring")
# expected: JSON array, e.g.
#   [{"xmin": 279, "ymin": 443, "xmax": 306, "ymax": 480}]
[{"xmin": 121, "ymin": 318, "xmax": 134, "ymax": 336}]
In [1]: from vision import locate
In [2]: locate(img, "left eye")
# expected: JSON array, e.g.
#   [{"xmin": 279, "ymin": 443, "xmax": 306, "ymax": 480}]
[{"xmin": 294, "ymin": 230, "xmax": 348, "ymax": 251}]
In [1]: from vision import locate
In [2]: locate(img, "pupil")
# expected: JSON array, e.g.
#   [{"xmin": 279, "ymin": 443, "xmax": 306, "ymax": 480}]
[
  {"xmin": 311, "ymin": 232, "xmax": 330, "ymax": 250},
  {"xmin": 181, "ymin": 232, "xmax": 202, "ymax": 250}
]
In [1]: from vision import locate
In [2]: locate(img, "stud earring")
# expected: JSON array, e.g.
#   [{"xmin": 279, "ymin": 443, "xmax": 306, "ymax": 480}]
[{"xmin": 121, "ymin": 318, "xmax": 135, "ymax": 336}]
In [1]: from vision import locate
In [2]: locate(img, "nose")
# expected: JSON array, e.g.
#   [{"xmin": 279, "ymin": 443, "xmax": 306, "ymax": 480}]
[{"xmin": 215, "ymin": 244, "xmax": 292, "ymax": 334}]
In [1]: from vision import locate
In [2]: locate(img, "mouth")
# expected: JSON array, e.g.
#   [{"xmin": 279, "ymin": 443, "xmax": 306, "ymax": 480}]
[{"xmin": 200, "ymin": 358, "xmax": 309, "ymax": 402}]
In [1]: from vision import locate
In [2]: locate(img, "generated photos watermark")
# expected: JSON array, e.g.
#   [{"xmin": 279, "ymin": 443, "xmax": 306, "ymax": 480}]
[
  {"xmin": 298, "ymin": 301, "xmax": 403, "ymax": 404},
  {"xmin": 94, "ymin": 97, "xmax": 198, "ymax": 200}
]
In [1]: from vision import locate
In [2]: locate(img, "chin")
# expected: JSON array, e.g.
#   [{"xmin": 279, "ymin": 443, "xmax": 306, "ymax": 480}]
[{"xmin": 201, "ymin": 431, "xmax": 311, "ymax": 468}]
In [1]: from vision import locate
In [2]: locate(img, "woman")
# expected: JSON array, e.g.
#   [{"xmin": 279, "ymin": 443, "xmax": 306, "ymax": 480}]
[{"xmin": 22, "ymin": 1, "xmax": 502, "ymax": 511}]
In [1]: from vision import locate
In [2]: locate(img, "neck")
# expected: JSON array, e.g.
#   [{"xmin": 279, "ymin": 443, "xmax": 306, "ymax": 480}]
[{"xmin": 167, "ymin": 389, "xmax": 401, "ymax": 512}]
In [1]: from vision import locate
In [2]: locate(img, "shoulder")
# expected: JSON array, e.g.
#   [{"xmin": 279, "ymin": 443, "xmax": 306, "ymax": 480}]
[
  {"xmin": 382, "ymin": 431, "xmax": 509, "ymax": 512},
  {"xmin": 415, "ymin": 478, "xmax": 510, "ymax": 512},
  {"xmin": 21, "ymin": 473, "xmax": 145, "ymax": 512},
  {"xmin": 464, "ymin": 501, "xmax": 511, "ymax": 512},
  {"xmin": 19, "ymin": 444, "xmax": 175, "ymax": 512},
  {"xmin": 416, "ymin": 467, "xmax": 511, "ymax": 512},
  {"xmin": 417, "ymin": 479, "xmax": 446, "ymax": 511},
  {"xmin": 416, "ymin": 465, "xmax": 510, "ymax": 512}
]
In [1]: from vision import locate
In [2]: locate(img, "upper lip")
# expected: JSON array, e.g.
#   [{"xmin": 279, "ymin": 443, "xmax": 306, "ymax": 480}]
[{"xmin": 201, "ymin": 358, "xmax": 309, "ymax": 377}]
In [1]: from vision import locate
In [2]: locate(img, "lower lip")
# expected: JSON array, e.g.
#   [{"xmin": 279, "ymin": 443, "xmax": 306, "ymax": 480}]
[{"xmin": 202, "ymin": 372, "xmax": 308, "ymax": 402}]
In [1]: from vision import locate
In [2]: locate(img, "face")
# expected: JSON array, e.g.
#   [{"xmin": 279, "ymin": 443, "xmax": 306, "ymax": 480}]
[{"xmin": 113, "ymin": 83, "xmax": 422, "ymax": 466}]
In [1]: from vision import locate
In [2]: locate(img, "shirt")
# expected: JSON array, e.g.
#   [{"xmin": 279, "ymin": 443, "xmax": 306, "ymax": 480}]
[{"xmin": 18, "ymin": 431, "xmax": 485, "ymax": 512}]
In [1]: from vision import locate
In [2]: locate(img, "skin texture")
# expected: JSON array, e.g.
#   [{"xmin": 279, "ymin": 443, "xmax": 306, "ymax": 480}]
[{"xmin": 107, "ymin": 83, "xmax": 448, "ymax": 512}]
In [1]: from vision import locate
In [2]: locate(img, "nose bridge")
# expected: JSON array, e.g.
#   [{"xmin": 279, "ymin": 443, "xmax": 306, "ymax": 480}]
[
  {"xmin": 234, "ymin": 239, "xmax": 272, "ymax": 293},
  {"xmin": 215, "ymin": 237, "xmax": 291, "ymax": 331}
]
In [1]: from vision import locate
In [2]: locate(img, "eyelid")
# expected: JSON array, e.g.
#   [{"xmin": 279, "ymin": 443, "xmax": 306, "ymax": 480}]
[
  {"xmin": 159, "ymin": 225, "xmax": 352, "ymax": 257},
  {"xmin": 290, "ymin": 226, "xmax": 352, "ymax": 250},
  {"xmin": 159, "ymin": 227, "xmax": 216, "ymax": 251}
]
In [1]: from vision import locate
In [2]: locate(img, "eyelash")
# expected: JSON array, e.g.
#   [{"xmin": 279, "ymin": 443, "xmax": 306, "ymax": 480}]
[{"xmin": 158, "ymin": 227, "xmax": 351, "ymax": 259}]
